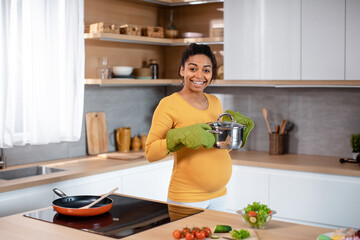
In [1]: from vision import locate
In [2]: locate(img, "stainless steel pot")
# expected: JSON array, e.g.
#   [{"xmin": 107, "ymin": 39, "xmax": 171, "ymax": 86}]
[{"xmin": 207, "ymin": 113, "xmax": 245, "ymax": 149}]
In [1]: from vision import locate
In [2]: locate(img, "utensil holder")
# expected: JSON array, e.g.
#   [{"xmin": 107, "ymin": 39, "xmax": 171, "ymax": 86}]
[{"xmin": 269, "ymin": 133, "xmax": 285, "ymax": 155}]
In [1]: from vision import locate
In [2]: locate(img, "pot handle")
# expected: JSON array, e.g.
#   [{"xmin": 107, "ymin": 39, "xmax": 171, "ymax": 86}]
[
  {"xmin": 217, "ymin": 113, "xmax": 234, "ymax": 122},
  {"xmin": 53, "ymin": 188, "xmax": 67, "ymax": 197},
  {"xmin": 207, "ymin": 129, "xmax": 223, "ymax": 134}
]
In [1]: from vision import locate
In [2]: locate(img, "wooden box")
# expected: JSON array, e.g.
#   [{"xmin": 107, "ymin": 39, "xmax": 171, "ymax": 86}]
[
  {"xmin": 120, "ymin": 24, "xmax": 141, "ymax": 36},
  {"xmin": 141, "ymin": 26, "xmax": 164, "ymax": 38},
  {"xmin": 89, "ymin": 22, "xmax": 112, "ymax": 33}
]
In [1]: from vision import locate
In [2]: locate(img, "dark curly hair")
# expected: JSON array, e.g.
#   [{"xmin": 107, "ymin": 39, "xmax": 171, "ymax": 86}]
[{"xmin": 178, "ymin": 43, "xmax": 217, "ymax": 84}]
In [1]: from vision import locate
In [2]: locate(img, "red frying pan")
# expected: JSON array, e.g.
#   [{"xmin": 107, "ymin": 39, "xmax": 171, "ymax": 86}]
[{"xmin": 52, "ymin": 188, "xmax": 118, "ymax": 217}]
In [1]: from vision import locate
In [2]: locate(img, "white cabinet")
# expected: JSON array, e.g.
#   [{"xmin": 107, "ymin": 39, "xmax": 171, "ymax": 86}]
[
  {"xmin": 121, "ymin": 161, "xmax": 173, "ymax": 202},
  {"xmin": 0, "ymin": 185, "xmax": 53, "ymax": 217},
  {"xmin": 224, "ymin": 0, "xmax": 261, "ymax": 80},
  {"xmin": 261, "ymin": 0, "xmax": 301, "ymax": 80},
  {"xmin": 224, "ymin": 0, "xmax": 300, "ymax": 80},
  {"xmin": 224, "ymin": 0, "xmax": 359, "ymax": 81},
  {"xmin": 0, "ymin": 160, "xmax": 173, "ymax": 218},
  {"xmin": 226, "ymin": 165, "xmax": 269, "ymax": 211},
  {"xmin": 270, "ymin": 170, "xmax": 360, "ymax": 229},
  {"xmin": 346, "ymin": 0, "xmax": 360, "ymax": 80},
  {"xmin": 226, "ymin": 165, "xmax": 360, "ymax": 229},
  {"xmin": 301, "ymin": 0, "xmax": 345, "ymax": 80}
]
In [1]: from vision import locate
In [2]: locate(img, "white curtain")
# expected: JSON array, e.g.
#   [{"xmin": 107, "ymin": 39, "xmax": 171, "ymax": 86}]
[{"xmin": 0, "ymin": 0, "xmax": 85, "ymax": 148}]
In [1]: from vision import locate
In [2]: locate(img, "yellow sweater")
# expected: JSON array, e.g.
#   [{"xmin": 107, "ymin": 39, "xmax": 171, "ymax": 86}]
[{"xmin": 145, "ymin": 92, "xmax": 232, "ymax": 202}]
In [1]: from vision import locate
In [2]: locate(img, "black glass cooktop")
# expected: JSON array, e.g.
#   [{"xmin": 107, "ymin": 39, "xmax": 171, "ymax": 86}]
[{"xmin": 24, "ymin": 194, "xmax": 203, "ymax": 239}]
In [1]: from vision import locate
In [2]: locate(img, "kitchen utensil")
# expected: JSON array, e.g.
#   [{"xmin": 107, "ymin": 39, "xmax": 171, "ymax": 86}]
[
  {"xmin": 339, "ymin": 157, "xmax": 360, "ymax": 163},
  {"xmin": 269, "ymin": 133, "xmax": 284, "ymax": 155},
  {"xmin": 80, "ymin": 187, "xmax": 119, "ymax": 209},
  {"xmin": 116, "ymin": 127, "xmax": 131, "ymax": 152},
  {"xmin": 52, "ymin": 188, "xmax": 114, "ymax": 217},
  {"xmin": 275, "ymin": 125, "xmax": 280, "ymax": 133},
  {"xmin": 97, "ymin": 152, "xmax": 145, "ymax": 160},
  {"xmin": 262, "ymin": 108, "xmax": 272, "ymax": 134},
  {"xmin": 280, "ymin": 119, "xmax": 287, "ymax": 134},
  {"xmin": 207, "ymin": 113, "xmax": 245, "ymax": 149},
  {"xmin": 112, "ymin": 66, "xmax": 133, "ymax": 76},
  {"xmin": 85, "ymin": 112, "xmax": 108, "ymax": 155}
]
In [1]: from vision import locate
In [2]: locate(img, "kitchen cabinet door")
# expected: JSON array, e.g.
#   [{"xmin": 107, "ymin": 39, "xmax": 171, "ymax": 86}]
[
  {"xmin": 346, "ymin": 0, "xmax": 360, "ymax": 80},
  {"xmin": 0, "ymin": 184, "xmax": 53, "ymax": 218},
  {"xmin": 121, "ymin": 160, "xmax": 173, "ymax": 202},
  {"xmin": 224, "ymin": 0, "xmax": 261, "ymax": 80},
  {"xmin": 261, "ymin": 0, "xmax": 301, "ymax": 80},
  {"xmin": 224, "ymin": 0, "xmax": 301, "ymax": 80},
  {"xmin": 269, "ymin": 170, "xmax": 360, "ymax": 229},
  {"xmin": 226, "ymin": 165, "xmax": 269, "ymax": 212},
  {"xmin": 301, "ymin": 0, "xmax": 345, "ymax": 80}
]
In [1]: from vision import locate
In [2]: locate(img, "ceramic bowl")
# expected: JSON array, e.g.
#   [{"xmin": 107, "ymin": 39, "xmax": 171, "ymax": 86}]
[{"xmin": 113, "ymin": 66, "xmax": 133, "ymax": 76}]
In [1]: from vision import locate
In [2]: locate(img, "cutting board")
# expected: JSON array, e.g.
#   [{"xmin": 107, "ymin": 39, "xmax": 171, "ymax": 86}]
[
  {"xmin": 97, "ymin": 151, "xmax": 146, "ymax": 160},
  {"xmin": 85, "ymin": 112, "xmax": 108, "ymax": 155}
]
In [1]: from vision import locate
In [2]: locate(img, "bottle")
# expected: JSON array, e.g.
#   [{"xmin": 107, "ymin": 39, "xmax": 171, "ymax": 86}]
[
  {"xmin": 166, "ymin": 9, "xmax": 178, "ymax": 38},
  {"xmin": 148, "ymin": 59, "xmax": 159, "ymax": 79},
  {"xmin": 97, "ymin": 57, "xmax": 111, "ymax": 79}
]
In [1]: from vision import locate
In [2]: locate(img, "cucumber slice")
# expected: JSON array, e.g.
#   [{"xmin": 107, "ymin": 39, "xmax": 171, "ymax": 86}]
[
  {"xmin": 249, "ymin": 217, "xmax": 257, "ymax": 223},
  {"xmin": 210, "ymin": 234, "xmax": 220, "ymax": 239},
  {"xmin": 214, "ymin": 225, "xmax": 232, "ymax": 233}
]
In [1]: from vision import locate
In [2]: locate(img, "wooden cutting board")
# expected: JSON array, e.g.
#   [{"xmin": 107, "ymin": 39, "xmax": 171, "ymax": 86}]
[
  {"xmin": 97, "ymin": 151, "xmax": 146, "ymax": 160},
  {"xmin": 85, "ymin": 112, "xmax": 108, "ymax": 155}
]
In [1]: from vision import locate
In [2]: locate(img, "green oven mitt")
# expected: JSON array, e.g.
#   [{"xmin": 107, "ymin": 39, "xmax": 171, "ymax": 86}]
[
  {"xmin": 223, "ymin": 110, "xmax": 255, "ymax": 148},
  {"xmin": 166, "ymin": 123, "xmax": 215, "ymax": 153}
]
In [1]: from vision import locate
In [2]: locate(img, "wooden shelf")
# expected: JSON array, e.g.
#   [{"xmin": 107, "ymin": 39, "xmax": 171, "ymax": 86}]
[
  {"xmin": 84, "ymin": 33, "xmax": 223, "ymax": 46},
  {"xmin": 85, "ymin": 79, "xmax": 360, "ymax": 87},
  {"xmin": 137, "ymin": 0, "xmax": 223, "ymax": 6}
]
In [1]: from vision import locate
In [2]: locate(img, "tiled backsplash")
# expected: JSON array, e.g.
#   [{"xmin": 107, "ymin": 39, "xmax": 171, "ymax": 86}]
[{"xmin": 4, "ymin": 85, "xmax": 360, "ymax": 167}]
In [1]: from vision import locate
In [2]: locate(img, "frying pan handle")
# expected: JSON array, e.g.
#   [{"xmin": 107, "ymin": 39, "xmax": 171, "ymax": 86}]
[{"xmin": 53, "ymin": 188, "xmax": 67, "ymax": 197}]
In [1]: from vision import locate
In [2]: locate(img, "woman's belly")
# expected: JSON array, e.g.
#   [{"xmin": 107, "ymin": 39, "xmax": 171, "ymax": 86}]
[{"xmin": 171, "ymin": 148, "xmax": 232, "ymax": 194}]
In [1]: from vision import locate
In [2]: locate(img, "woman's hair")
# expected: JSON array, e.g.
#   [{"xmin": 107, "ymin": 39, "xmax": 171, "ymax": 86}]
[{"xmin": 178, "ymin": 43, "xmax": 217, "ymax": 83}]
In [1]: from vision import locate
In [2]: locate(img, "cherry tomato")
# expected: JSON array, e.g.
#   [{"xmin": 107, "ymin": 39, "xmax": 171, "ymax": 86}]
[
  {"xmin": 182, "ymin": 227, "xmax": 190, "ymax": 235},
  {"xmin": 173, "ymin": 230, "xmax": 182, "ymax": 239},
  {"xmin": 269, "ymin": 210, "xmax": 273, "ymax": 215},
  {"xmin": 248, "ymin": 211, "xmax": 257, "ymax": 217},
  {"xmin": 195, "ymin": 230, "xmax": 206, "ymax": 240},
  {"xmin": 203, "ymin": 227, "xmax": 212, "ymax": 237},
  {"xmin": 185, "ymin": 232, "xmax": 195, "ymax": 240}
]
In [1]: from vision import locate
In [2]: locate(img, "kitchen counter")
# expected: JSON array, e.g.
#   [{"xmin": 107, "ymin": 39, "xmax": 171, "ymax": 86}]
[
  {"xmin": 0, "ymin": 150, "xmax": 359, "ymax": 193},
  {"xmin": 0, "ymin": 193, "xmax": 333, "ymax": 240}
]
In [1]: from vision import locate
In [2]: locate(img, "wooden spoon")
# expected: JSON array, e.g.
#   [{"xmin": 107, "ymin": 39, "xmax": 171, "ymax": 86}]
[
  {"xmin": 262, "ymin": 108, "xmax": 272, "ymax": 134},
  {"xmin": 280, "ymin": 119, "xmax": 287, "ymax": 134},
  {"xmin": 80, "ymin": 187, "xmax": 119, "ymax": 209}
]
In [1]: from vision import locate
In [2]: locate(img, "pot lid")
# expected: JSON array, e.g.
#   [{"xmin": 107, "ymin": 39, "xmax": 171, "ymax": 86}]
[{"xmin": 208, "ymin": 113, "xmax": 245, "ymax": 129}]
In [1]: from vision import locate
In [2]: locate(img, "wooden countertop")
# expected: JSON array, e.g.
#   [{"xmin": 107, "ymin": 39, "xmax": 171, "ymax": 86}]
[
  {"xmin": 0, "ymin": 193, "xmax": 333, "ymax": 240},
  {"xmin": 0, "ymin": 151, "xmax": 359, "ymax": 193}
]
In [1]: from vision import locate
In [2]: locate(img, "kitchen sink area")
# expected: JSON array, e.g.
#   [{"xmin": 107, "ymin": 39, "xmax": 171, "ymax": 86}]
[{"xmin": 0, "ymin": 166, "xmax": 66, "ymax": 180}]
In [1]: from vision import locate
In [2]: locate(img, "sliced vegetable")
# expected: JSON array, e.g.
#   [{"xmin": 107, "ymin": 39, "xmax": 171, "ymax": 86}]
[
  {"xmin": 230, "ymin": 229, "xmax": 251, "ymax": 239},
  {"xmin": 210, "ymin": 234, "xmax": 220, "ymax": 239},
  {"xmin": 214, "ymin": 225, "xmax": 232, "ymax": 233},
  {"xmin": 317, "ymin": 235, "xmax": 332, "ymax": 240}
]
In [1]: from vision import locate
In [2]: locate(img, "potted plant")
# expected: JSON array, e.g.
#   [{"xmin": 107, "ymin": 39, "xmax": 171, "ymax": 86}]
[{"xmin": 350, "ymin": 134, "xmax": 360, "ymax": 160}]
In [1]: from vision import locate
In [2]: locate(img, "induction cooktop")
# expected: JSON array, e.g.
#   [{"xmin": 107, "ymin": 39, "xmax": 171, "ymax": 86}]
[{"xmin": 24, "ymin": 194, "xmax": 203, "ymax": 239}]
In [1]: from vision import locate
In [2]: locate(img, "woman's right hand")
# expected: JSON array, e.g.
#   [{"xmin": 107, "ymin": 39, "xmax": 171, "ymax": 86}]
[{"xmin": 166, "ymin": 123, "xmax": 215, "ymax": 153}]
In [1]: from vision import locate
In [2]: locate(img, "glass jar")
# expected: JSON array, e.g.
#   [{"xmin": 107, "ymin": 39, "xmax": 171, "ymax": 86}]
[
  {"xmin": 97, "ymin": 57, "xmax": 111, "ymax": 79},
  {"xmin": 148, "ymin": 59, "xmax": 159, "ymax": 79}
]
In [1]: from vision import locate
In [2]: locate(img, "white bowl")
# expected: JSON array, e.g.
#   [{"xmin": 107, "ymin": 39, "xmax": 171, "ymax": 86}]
[{"xmin": 113, "ymin": 66, "xmax": 133, "ymax": 76}]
